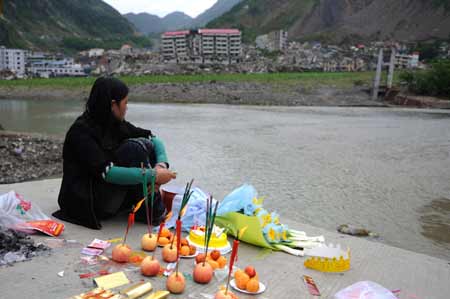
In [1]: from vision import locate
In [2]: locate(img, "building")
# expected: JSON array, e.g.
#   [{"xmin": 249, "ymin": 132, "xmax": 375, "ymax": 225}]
[
  {"xmin": 88, "ymin": 48, "xmax": 105, "ymax": 58},
  {"xmin": 120, "ymin": 44, "xmax": 133, "ymax": 55},
  {"xmin": 395, "ymin": 52, "xmax": 419, "ymax": 69},
  {"xmin": 256, "ymin": 30, "xmax": 288, "ymax": 52},
  {"xmin": 0, "ymin": 46, "xmax": 26, "ymax": 76},
  {"xmin": 28, "ymin": 58, "xmax": 85, "ymax": 78},
  {"xmin": 161, "ymin": 29, "xmax": 242, "ymax": 64}
]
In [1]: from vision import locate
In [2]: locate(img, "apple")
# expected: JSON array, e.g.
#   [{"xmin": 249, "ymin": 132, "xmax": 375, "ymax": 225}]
[
  {"xmin": 214, "ymin": 290, "xmax": 238, "ymax": 299},
  {"xmin": 112, "ymin": 244, "xmax": 131, "ymax": 263},
  {"xmin": 195, "ymin": 253, "xmax": 206, "ymax": 264},
  {"xmin": 162, "ymin": 244, "xmax": 178, "ymax": 263},
  {"xmin": 244, "ymin": 266, "xmax": 256, "ymax": 278},
  {"xmin": 193, "ymin": 262, "xmax": 213, "ymax": 284},
  {"xmin": 210, "ymin": 250, "xmax": 221, "ymax": 261},
  {"xmin": 141, "ymin": 256, "xmax": 161, "ymax": 276},
  {"xmin": 166, "ymin": 272, "xmax": 185, "ymax": 294},
  {"xmin": 141, "ymin": 233, "xmax": 158, "ymax": 251}
]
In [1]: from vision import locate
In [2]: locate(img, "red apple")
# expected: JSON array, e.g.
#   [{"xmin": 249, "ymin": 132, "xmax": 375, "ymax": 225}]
[
  {"xmin": 244, "ymin": 266, "xmax": 256, "ymax": 278},
  {"xmin": 195, "ymin": 253, "xmax": 206, "ymax": 264},
  {"xmin": 210, "ymin": 250, "xmax": 221, "ymax": 261},
  {"xmin": 214, "ymin": 290, "xmax": 238, "ymax": 299},
  {"xmin": 112, "ymin": 244, "xmax": 131, "ymax": 263},
  {"xmin": 141, "ymin": 256, "xmax": 161, "ymax": 276},
  {"xmin": 162, "ymin": 244, "xmax": 178, "ymax": 263},
  {"xmin": 141, "ymin": 233, "xmax": 158, "ymax": 251},
  {"xmin": 166, "ymin": 272, "xmax": 185, "ymax": 294},
  {"xmin": 193, "ymin": 262, "xmax": 213, "ymax": 284}
]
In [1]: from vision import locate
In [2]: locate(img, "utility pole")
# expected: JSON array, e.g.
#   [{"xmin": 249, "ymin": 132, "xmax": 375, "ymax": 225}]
[
  {"xmin": 387, "ymin": 47, "xmax": 396, "ymax": 89},
  {"xmin": 372, "ymin": 48, "xmax": 384, "ymax": 101}
]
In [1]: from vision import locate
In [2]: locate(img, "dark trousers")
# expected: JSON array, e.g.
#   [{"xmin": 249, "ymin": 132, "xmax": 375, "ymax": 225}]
[{"xmin": 94, "ymin": 138, "xmax": 165, "ymax": 225}]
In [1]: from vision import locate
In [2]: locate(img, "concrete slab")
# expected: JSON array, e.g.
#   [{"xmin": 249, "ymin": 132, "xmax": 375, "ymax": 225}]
[{"xmin": 0, "ymin": 179, "xmax": 449, "ymax": 299}]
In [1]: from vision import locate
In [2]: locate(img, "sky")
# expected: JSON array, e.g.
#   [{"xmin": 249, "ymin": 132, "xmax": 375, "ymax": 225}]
[{"xmin": 103, "ymin": 0, "xmax": 217, "ymax": 18}]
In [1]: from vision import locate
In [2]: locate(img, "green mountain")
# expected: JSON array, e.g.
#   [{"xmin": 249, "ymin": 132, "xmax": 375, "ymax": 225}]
[
  {"xmin": 208, "ymin": 0, "xmax": 450, "ymax": 43},
  {"xmin": 0, "ymin": 0, "xmax": 151, "ymax": 52},
  {"xmin": 125, "ymin": 11, "xmax": 193, "ymax": 35},
  {"xmin": 125, "ymin": 0, "xmax": 244, "ymax": 35}
]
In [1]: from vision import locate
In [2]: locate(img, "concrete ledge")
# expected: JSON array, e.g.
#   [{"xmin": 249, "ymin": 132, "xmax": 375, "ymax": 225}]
[{"xmin": 0, "ymin": 179, "xmax": 449, "ymax": 298}]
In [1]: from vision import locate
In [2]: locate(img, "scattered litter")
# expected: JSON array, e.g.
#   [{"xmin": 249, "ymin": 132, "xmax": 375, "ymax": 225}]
[
  {"xmin": 303, "ymin": 275, "xmax": 320, "ymax": 296},
  {"xmin": 94, "ymin": 271, "xmax": 129, "ymax": 289},
  {"xmin": 57, "ymin": 270, "xmax": 64, "ymax": 277},
  {"xmin": 163, "ymin": 262, "xmax": 177, "ymax": 276},
  {"xmin": 70, "ymin": 287, "xmax": 119, "ymax": 299},
  {"xmin": 337, "ymin": 224, "xmax": 378, "ymax": 237},
  {"xmin": 120, "ymin": 281, "xmax": 153, "ymax": 299},
  {"xmin": 106, "ymin": 237, "xmax": 123, "ymax": 243},
  {"xmin": 81, "ymin": 247, "xmax": 103, "ymax": 256},
  {"xmin": 79, "ymin": 269, "xmax": 110, "ymax": 279},
  {"xmin": 87, "ymin": 239, "xmax": 111, "ymax": 250}
]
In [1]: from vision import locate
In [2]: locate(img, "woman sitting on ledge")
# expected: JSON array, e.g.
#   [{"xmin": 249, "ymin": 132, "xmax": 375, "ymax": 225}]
[{"xmin": 53, "ymin": 77, "xmax": 176, "ymax": 229}]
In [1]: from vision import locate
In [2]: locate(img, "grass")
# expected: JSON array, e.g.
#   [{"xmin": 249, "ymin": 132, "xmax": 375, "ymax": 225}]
[{"xmin": 0, "ymin": 72, "xmax": 379, "ymax": 90}]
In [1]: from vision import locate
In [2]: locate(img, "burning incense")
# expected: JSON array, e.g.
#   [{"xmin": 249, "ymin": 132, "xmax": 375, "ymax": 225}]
[{"xmin": 203, "ymin": 195, "xmax": 219, "ymax": 266}]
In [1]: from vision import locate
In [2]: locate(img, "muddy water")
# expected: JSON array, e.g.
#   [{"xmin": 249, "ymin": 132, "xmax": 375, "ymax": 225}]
[{"xmin": 1, "ymin": 99, "xmax": 450, "ymax": 260}]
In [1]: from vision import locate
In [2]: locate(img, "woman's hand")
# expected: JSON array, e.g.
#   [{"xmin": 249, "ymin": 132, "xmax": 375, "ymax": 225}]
[{"xmin": 155, "ymin": 167, "xmax": 177, "ymax": 185}]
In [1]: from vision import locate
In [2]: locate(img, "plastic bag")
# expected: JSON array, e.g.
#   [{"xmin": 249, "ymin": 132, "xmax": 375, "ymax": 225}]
[
  {"xmin": 334, "ymin": 281, "xmax": 397, "ymax": 299},
  {"xmin": 165, "ymin": 187, "xmax": 216, "ymax": 231},
  {"xmin": 0, "ymin": 191, "xmax": 64, "ymax": 236},
  {"xmin": 0, "ymin": 191, "xmax": 49, "ymax": 227},
  {"xmin": 216, "ymin": 184, "xmax": 257, "ymax": 216}
]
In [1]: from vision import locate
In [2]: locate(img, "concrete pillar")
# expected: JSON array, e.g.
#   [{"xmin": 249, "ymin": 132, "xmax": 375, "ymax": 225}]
[
  {"xmin": 372, "ymin": 48, "xmax": 384, "ymax": 101},
  {"xmin": 387, "ymin": 47, "xmax": 396, "ymax": 89}
]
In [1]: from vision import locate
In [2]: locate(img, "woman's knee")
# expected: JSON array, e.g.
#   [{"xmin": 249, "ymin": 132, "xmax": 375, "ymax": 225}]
[{"xmin": 115, "ymin": 138, "xmax": 156, "ymax": 167}]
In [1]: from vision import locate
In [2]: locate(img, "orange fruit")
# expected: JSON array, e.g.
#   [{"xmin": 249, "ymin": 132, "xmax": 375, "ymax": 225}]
[
  {"xmin": 158, "ymin": 237, "xmax": 170, "ymax": 246},
  {"xmin": 234, "ymin": 269, "xmax": 245, "ymax": 280},
  {"xmin": 246, "ymin": 278, "xmax": 259, "ymax": 293},
  {"xmin": 189, "ymin": 245, "xmax": 196, "ymax": 255},
  {"xmin": 207, "ymin": 259, "xmax": 219, "ymax": 270},
  {"xmin": 180, "ymin": 238, "xmax": 189, "ymax": 246},
  {"xmin": 236, "ymin": 272, "xmax": 249, "ymax": 290},
  {"xmin": 160, "ymin": 228, "xmax": 171, "ymax": 238},
  {"xmin": 180, "ymin": 245, "xmax": 190, "ymax": 256},
  {"xmin": 217, "ymin": 256, "xmax": 227, "ymax": 268}
]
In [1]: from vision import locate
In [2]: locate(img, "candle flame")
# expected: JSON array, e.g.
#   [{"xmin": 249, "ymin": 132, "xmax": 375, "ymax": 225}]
[
  {"xmin": 179, "ymin": 205, "xmax": 188, "ymax": 218},
  {"xmin": 133, "ymin": 198, "xmax": 145, "ymax": 213},
  {"xmin": 164, "ymin": 211, "xmax": 173, "ymax": 222}
]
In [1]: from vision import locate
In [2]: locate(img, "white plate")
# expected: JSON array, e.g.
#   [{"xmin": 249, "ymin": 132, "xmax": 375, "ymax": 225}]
[
  {"xmin": 180, "ymin": 252, "xmax": 198, "ymax": 259},
  {"xmin": 230, "ymin": 279, "xmax": 266, "ymax": 295}
]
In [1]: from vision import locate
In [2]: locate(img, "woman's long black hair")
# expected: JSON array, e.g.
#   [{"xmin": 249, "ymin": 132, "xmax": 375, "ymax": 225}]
[{"xmin": 86, "ymin": 77, "xmax": 129, "ymax": 126}]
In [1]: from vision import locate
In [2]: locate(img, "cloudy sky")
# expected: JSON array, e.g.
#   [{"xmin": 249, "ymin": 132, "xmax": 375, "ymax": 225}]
[{"xmin": 103, "ymin": 0, "xmax": 217, "ymax": 17}]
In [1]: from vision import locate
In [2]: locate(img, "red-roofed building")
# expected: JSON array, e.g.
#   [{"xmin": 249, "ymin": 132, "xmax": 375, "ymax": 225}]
[{"xmin": 161, "ymin": 29, "xmax": 241, "ymax": 64}]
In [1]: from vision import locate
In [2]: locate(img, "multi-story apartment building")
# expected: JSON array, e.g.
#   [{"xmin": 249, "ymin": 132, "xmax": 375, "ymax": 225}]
[
  {"xmin": 161, "ymin": 29, "xmax": 242, "ymax": 64},
  {"xmin": 0, "ymin": 46, "xmax": 26, "ymax": 76}
]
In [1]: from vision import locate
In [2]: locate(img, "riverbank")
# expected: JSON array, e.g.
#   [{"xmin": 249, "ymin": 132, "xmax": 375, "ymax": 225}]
[
  {"xmin": 0, "ymin": 131, "xmax": 62, "ymax": 184},
  {"xmin": 0, "ymin": 178, "xmax": 449, "ymax": 298},
  {"xmin": 0, "ymin": 72, "xmax": 389, "ymax": 107}
]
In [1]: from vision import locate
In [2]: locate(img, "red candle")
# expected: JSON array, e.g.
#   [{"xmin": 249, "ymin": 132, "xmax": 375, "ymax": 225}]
[
  {"xmin": 176, "ymin": 220, "xmax": 182, "ymax": 259},
  {"xmin": 228, "ymin": 239, "xmax": 239, "ymax": 276}
]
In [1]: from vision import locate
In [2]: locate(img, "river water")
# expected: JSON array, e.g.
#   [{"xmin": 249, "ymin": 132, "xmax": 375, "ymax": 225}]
[{"xmin": 1, "ymin": 99, "xmax": 450, "ymax": 260}]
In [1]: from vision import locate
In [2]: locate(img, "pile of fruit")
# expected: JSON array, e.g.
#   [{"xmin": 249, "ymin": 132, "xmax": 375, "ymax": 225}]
[
  {"xmin": 180, "ymin": 238, "xmax": 197, "ymax": 256},
  {"xmin": 234, "ymin": 266, "xmax": 260, "ymax": 293},
  {"xmin": 195, "ymin": 249, "xmax": 227, "ymax": 269},
  {"xmin": 157, "ymin": 228, "xmax": 173, "ymax": 246}
]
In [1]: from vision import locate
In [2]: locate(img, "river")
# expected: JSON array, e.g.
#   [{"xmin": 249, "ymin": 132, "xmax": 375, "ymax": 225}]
[{"xmin": 1, "ymin": 99, "xmax": 450, "ymax": 260}]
